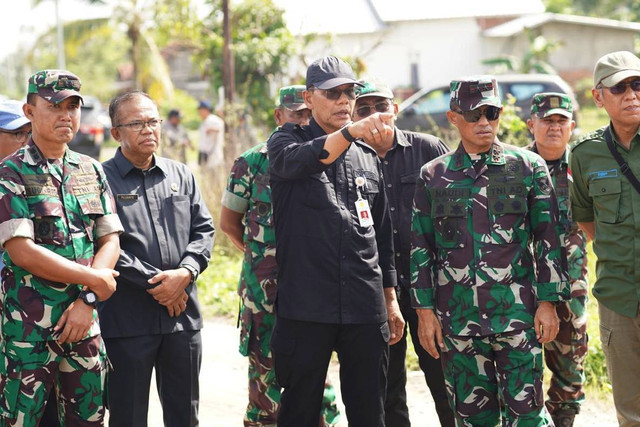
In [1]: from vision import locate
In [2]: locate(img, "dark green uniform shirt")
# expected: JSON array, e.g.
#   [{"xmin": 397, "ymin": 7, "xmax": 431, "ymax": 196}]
[{"xmin": 570, "ymin": 125, "xmax": 640, "ymax": 317}]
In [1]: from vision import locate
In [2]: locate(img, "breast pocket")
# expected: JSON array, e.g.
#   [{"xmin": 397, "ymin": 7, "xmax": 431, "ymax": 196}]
[
  {"xmin": 303, "ymin": 173, "xmax": 335, "ymax": 209},
  {"xmin": 246, "ymin": 201, "xmax": 273, "ymax": 244},
  {"xmin": 432, "ymin": 199, "xmax": 468, "ymax": 249},
  {"xmin": 30, "ymin": 200, "xmax": 66, "ymax": 246},
  {"xmin": 400, "ymin": 171, "xmax": 419, "ymax": 208},
  {"xmin": 589, "ymin": 179, "xmax": 621, "ymax": 224},
  {"xmin": 487, "ymin": 196, "xmax": 528, "ymax": 244}
]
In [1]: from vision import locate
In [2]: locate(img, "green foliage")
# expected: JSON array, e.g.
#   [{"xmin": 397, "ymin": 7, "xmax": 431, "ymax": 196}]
[
  {"xmin": 199, "ymin": 0, "xmax": 297, "ymax": 127},
  {"xmin": 497, "ymin": 95, "xmax": 531, "ymax": 147},
  {"xmin": 544, "ymin": 0, "xmax": 640, "ymax": 22},
  {"xmin": 482, "ymin": 29, "xmax": 561, "ymax": 75},
  {"xmin": 198, "ymin": 247, "xmax": 242, "ymax": 318}
]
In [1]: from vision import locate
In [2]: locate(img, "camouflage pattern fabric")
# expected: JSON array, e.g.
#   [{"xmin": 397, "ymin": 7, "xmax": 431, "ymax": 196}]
[
  {"xmin": 410, "ymin": 141, "xmax": 569, "ymax": 336},
  {"xmin": 442, "ymin": 328, "xmax": 551, "ymax": 426},
  {"xmin": 450, "ymin": 76, "xmax": 502, "ymax": 112},
  {"xmin": 530, "ymin": 93, "xmax": 573, "ymax": 119},
  {"xmin": 533, "ymin": 148, "xmax": 588, "ymax": 413},
  {"xmin": 0, "ymin": 140, "xmax": 118, "ymax": 342},
  {"xmin": 223, "ymin": 143, "xmax": 340, "ymax": 426},
  {"xmin": 0, "ymin": 335, "xmax": 107, "ymax": 426},
  {"xmin": 0, "ymin": 140, "xmax": 120, "ymax": 425}
]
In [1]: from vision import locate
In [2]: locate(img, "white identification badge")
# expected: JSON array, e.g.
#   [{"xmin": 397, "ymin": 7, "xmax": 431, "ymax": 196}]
[{"xmin": 355, "ymin": 198, "xmax": 374, "ymax": 227}]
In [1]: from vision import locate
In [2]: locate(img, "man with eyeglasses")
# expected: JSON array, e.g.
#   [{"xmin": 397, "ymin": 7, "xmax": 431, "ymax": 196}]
[
  {"xmin": 352, "ymin": 78, "xmax": 454, "ymax": 427},
  {"xmin": 0, "ymin": 70, "xmax": 123, "ymax": 425},
  {"xmin": 267, "ymin": 56, "xmax": 404, "ymax": 426},
  {"xmin": 411, "ymin": 76, "xmax": 568, "ymax": 426},
  {"xmin": 0, "ymin": 100, "xmax": 31, "ymax": 159},
  {"xmin": 570, "ymin": 51, "xmax": 640, "ymax": 424},
  {"xmin": 100, "ymin": 91, "xmax": 215, "ymax": 426},
  {"xmin": 220, "ymin": 85, "xmax": 340, "ymax": 426},
  {"xmin": 526, "ymin": 93, "xmax": 587, "ymax": 427}
]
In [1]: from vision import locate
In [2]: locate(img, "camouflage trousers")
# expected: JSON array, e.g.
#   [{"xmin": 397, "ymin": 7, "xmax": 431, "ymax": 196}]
[
  {"xmin": 544, "ymin": 279, "xmax": 588, "ymax": 414},
  {"xmin": 239, "ymin": 306, "xmax": 341, "ymax": 426},
  {"xmin": 0, "ymin": 335, "xmax": 107, "ymax": 427},
  {"xmin": 441, "ymin": 328, "xmax": 552, "ymax": 427}
]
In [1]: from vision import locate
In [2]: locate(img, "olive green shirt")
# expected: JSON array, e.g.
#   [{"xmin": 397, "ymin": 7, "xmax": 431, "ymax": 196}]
[{"xmin": 570, "ymin": 124, "xmax": 640, "ymax": 317}]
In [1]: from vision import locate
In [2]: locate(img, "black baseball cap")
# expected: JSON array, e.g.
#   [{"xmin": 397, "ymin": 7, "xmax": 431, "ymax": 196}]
[{"xmin": 306, "ymin": 56, "xmax": 363, "ymax": 90}]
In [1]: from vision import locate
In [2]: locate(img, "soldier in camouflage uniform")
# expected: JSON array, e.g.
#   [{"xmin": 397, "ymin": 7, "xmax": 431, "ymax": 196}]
[
  {"xmin": 526, "ymin": 93, "xmax": 588, "ymax": 427},
  {"xmin": 410, "ymin": 76, "xmax": 569, "ymax": 426},
  {"xmin": 0, "ymin": 70, "xmax": 123, "ymax": 426},
  {"xmin": 220, "ymin": 85, "xmax": 339, "ymax": 426}
]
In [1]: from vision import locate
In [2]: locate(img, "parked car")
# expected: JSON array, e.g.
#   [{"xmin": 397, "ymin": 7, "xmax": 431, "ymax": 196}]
[
  {"xmin": 395, "ymin": 74, "xmax": 579, "ymax": 134},
  {"xmin": 69, "ymin": 95, "xmax": 111, "ymax": 160}
]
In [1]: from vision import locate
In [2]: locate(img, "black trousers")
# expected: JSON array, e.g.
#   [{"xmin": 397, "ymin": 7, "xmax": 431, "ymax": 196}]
[
  {"xmin": 385, "ymin": 287, "xmax": 455, "ymax": 427},
  {"xmin": 272, "ymin": 316, "xmax": 389, "ymax": 427},
  {"xmin": 103, "ymin": 331, "xmax": 202, "ymax": 427}
]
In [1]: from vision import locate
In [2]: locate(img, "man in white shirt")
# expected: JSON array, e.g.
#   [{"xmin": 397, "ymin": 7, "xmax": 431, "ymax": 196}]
[{"xmin": 197, "ymin": 100, "xmax": 225, "ymax": 168}]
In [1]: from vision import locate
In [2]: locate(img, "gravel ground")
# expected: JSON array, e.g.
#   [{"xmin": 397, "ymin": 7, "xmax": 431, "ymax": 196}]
[{"xmin": 123, "ymin": 316, "xmax": 619, "ymax": 426}]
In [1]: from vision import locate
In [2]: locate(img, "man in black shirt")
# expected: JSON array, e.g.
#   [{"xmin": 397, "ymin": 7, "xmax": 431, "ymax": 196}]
[
  {"xmin": 354, "ymin": 78, "xmax": 455, "ymax": 427},
  {"xmin": 268, "ymin": 56, "xmax": 404, "ymax": 427},
  {"xmin": 100, "ymin": 91, "xmax": 215, "ymax": 426}
]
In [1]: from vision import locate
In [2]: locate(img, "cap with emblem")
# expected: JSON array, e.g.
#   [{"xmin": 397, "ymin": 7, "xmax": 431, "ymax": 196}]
[
  {"xmin": 276, "ymin": 85, "xmax": 308, "ymax": 111},
  {"xmin": 28, "ymin": 70, "xmax": 83, "ymax": 105},
  {"xmin": 355, "ymin": 78, "xmax": 394, "ymax": 100},
  {"xmin": 450, "ymin": 76, "xmax": 501, "ymax": 112},
  {"xmin": 530, "ymin": 92, "xmax": 573, "ymax": 119},
  {"xmin": 306, "ymin": 56, "xmax": 364, "ymax": 90},
  {"xmin": 594, "ymin": 51, "xmax": 640, "ymax": 87},
  {"xmin": 0, "ymin": 100, "xmax": 30, "ymax": 131}
]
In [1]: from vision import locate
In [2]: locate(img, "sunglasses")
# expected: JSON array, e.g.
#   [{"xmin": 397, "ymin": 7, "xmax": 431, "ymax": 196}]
[
  {"xmin": 599, "ymin": 80, "xmax": 640, "ymax": 95},
  {"xmin": 453, "ymin": 105, "xmax": 501, "ymax": 123},
  {"xmin": 315, "ymin": 87, "xmax": 356, "ymax": 101},
  {"xmin": 355, "ymin": 101, "xmax": 392, "ymax": 118}
]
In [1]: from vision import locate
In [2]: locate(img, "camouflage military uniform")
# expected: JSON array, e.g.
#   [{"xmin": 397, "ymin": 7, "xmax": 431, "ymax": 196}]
[
  {"xmin": 411, "ymin": 140, "xmax": 569, "ymax": 426},
  {"xmin": 0, "ymin": 140, "xmax": 122, "ymax": 426},
  {"xmin": 530, "ymin": 146, "xmax": 588, "ymax": 415},
  {"xmin": 222, "ymin": 143, "xmax": 340, "ymax": 426}
]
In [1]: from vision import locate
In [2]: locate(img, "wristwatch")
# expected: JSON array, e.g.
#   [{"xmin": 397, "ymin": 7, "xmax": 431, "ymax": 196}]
[
  {"xmin": 79, "ymin": 290, "xmax": 98, "ymax": 307},
  {"xmin": 181, "ymin": 264, "xmax": 198, "ymax": 285},
  {"xmin": 340, "ymin": 123, "xmax": 357, "ymax": 143}
]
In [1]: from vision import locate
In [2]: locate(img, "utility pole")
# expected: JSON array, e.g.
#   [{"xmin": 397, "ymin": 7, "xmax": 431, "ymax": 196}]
[
  {"xmin": 222, "ymin": 0, "xmax": 235, "ymax": 103},
  {"xmin": 55, "ymin": 0, "xmax": 66, "ymax": 69}
]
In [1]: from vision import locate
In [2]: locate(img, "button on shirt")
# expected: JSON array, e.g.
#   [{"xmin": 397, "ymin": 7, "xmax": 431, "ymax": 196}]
[
  {"xmin": 99, "ymin": 148, "xmax": 215, "ymax": 338},
  {"xmin": 411, "ymin": 141, "xmax": 568, "ymax": 337},
  {"xmin": 381, "ymin": 128, "xmax": 449, "ymax": 289},
  {"xmin": 267, "ymin": 119, "xmax": 397, "ymax": 324},
  {"xmin": 570, "ymin": 125, "xmax": 640, "ymax": 317}
]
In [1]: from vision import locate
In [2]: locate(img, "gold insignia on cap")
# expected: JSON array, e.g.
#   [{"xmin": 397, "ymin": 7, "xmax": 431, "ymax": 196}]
[
  {"xmin": 550, "ymin": 97, "xmax": 560, "ymax": 108},
  {"xmin": 171, "ymin": 183, "xmax": 178, "ymax": 192}
]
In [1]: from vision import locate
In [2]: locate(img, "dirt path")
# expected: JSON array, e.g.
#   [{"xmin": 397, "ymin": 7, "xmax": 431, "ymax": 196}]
[{"xmin": 136, "ymin": 317, "xmax": 616, "ymax": 426}]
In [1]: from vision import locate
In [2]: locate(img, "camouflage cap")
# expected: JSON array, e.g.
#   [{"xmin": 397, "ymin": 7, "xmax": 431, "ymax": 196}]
[
  {"xmin": 27, "ymin": 70, "xmax": 83, "ymax": 105},
  {"xmin": 450, "ymin": 76, "xmax": 501, "ymax": 112},
  {"xmin": 530, "ymin": 92, "xmax": 573, "ymax": 119},
  {"xmin": 355, "ymin": 78, "xmax": 394, "ymax": 100},
  {"xmin": 594, "ymin": 51, "xmax": 640, "ymax": 87},
  {"xmin": 276, "ymin": 85, "xmax": 308, "ymax": 111}
]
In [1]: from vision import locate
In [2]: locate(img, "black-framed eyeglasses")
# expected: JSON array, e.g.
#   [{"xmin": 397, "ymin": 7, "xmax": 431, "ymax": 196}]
[
  {"xmin": 116, "ymin": 119, "xmax": 163, "ymax": 132},
  {"xmin": 598, "ymin": 80, "xmax": 640, "ymax": 95},
  {"xmin": 453, "ymin": 105, "xmax": 501, "ymax": 123},
  {"xmin": 355, "ymin": 101, "xmax": 392, "ymax": 118},
  {"xmin": 0, "ymin": 129, "xmax": 30, "ymax": 144},
  {"xmin": 314, "ymin": 87, "xmax": 356, "ymax": 101}
]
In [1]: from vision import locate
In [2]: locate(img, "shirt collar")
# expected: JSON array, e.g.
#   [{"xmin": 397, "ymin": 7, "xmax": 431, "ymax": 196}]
[
  {"xmin": 530, "ymin": 142, "xmax": 568, "ymax": 165},
  {"xmin": 450, "ymin": 140, "xmax": 505, "ymax": 171},
  {"xmin": 112, "ymin": 147, "xmax": 167, "ymax": 178},
  {"xmin": 23, "ymin": 138, "xmax": 81, "ymax": 166}
]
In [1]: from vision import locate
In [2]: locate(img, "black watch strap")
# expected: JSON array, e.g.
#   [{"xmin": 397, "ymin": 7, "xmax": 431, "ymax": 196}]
[
  {"xmin": 340, "ymin": 124, "xmax": 357, "ymax": 143},
  {"xmin": 79, "ymin": 290, "xmax": 98, "ymax": 307}
]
